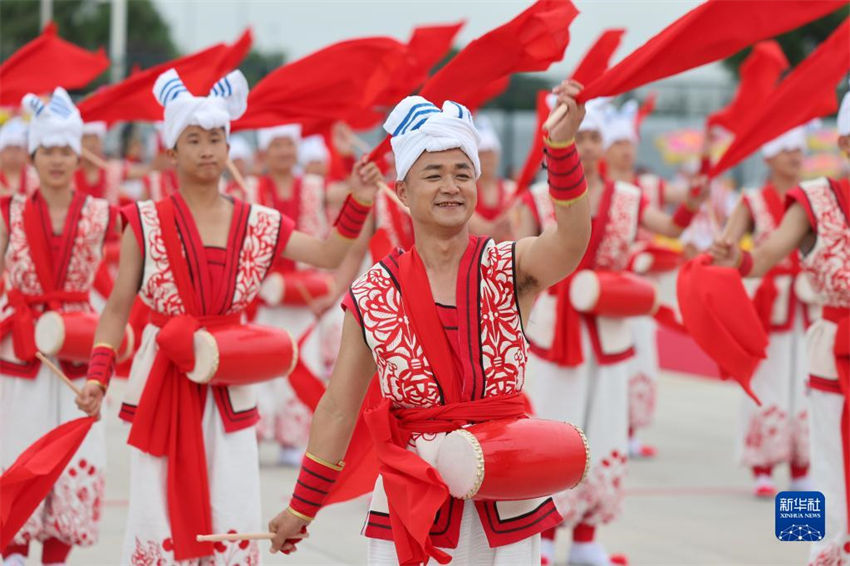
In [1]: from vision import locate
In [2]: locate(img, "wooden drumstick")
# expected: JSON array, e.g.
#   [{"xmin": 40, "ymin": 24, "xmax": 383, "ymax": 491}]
[
  {"xmin": 81, "ymin": 148, "xmax": 109, "ymax": 170},
  {"xmin": 379, "ymin": 182, "xmax": 411, "ymax": 217},
  {"xmin": 542, "ymin": 104, "xmax": 568, "ymax": 132},
  {"xmin": 36, "ymin": 351, "xmax": 82, "ymax": 396},
  {"xmin": 293, "ymin": 281, "xmax": 319, "ymax": 312},
  {"xmin": 196, "ymin": 531, "xmax": 310, "ymax": 543}
]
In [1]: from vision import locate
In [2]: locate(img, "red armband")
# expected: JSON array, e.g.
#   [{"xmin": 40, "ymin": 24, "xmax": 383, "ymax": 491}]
[
  {"xmin": 545, "ymin": 139, "xmax": 587, "ymax": 204},
  {"xmin": 737, "ymin": 250, "xmax": 753, "ymax": 277},
  {"xmin": 87, "ymin": 344, "xmax": 116, "ymax": 389},
  {"xmin": 288, "ymin": 452, "xmax": 344, "ymax": 521},
  {"xmin": 672, "ymin": 203, "xmax": 697, "ymax": 229},
  {"xmin": 333, "ymin": 194, "xmax": 372, "ymax": 239}
]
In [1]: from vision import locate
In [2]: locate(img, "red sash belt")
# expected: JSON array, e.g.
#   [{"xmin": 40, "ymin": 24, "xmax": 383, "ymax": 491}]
[
  {"xmin": 751, "ymin": 264, "xmax": 798, "ymax": 332},
  {"xmin": 127, "ymin": 310, "xmax": 240, "ymax": 561},
  {"xmin": 0, "ymin": 288, "xmax": 88, "ymax": 362},
  {"xmin": 812, "ymin": 306, "xmax": 849, "ymax": 533},
  {"xmin": 363, "ymin": 394, "xmax": 526, "ymax": 566}
]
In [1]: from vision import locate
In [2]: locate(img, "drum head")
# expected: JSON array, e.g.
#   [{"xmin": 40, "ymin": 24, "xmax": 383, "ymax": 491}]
[
  {"xmin": 435, "ymin": 428, "xmax": 485, "ymax": 500},
  {"xmin": 34, "ymin": 311, "xmax": 64, "ymax": 356},
  {"xmin": 569, "ymin": 270, "xmax": 599, "ymax": 313},
  {"xmin": 185, "ymin": 329, "xmax": 220, "ymax": 384}
]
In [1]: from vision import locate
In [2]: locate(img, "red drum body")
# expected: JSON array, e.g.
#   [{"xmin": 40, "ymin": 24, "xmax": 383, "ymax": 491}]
[
  {"xmin": 35, "ymin": 311, "xmax": 134, "ymax": 363},
  {"xmin": 258, "ymin": 271, "xmax": 332, "ymax": 306},
  {"xmin": 435, "ymin": 418, "xmax": 589, "ymax": 501},
  {"xmin": 103, "ymin": 240, "xmax": 121, "ymax": 265},
  {"xmin": 570, "ymin": 270, "xmax": 658, "ymax": 317},
  {"xmin": 630, "ymin": 244, "xmax": 681, "ymax": 274},
  {"xmin": 186, "ymin": 324, "xmax": 297, "ymax": 386}
]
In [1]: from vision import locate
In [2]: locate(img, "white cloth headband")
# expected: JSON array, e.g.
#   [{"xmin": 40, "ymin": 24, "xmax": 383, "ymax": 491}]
[
  {"xmin": 153, "ymin": 67, "xmax": 249, "ymax": 149},
  {"xmin": 21, "ymin": 87, "xmax": 83, "ymax": 155},
  {"xmin": 384, "ymin": 95, "xmax": 481, "ymax": 181}
]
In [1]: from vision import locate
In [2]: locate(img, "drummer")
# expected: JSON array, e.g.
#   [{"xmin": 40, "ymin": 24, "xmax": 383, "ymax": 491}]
[
  {"xmin": 0, "ymin": 89, "xmax": 116, "ymax": 566},
  {"xmin": 268, "ymin": 81, "xmax": 590, "ymax": 564},
  {"xmin": 73, "ymin": 68, "xmax": 382, "ymax": 564},
  {"xmin": 514, "ymin": 98, "xmax": 708, "ymax": 566}
]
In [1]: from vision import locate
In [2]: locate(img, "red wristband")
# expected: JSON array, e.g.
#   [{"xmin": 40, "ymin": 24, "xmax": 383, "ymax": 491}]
[
  {"xmin": 737, "ymin": 250, "xmax": 753, "ymax": 277},
  {"xmin": 288, "ymin": 452, "xmax": 344, "ymax": 520},
  {"xmin": 333, "ymin": 194, "xmax": 372, "ymax": 239},
  {"xmin": 545, "ymin": 142, "xmax": 587, "ymax": 203},
  {"xmin": 87, "ymin": 344, "xmax": 116, "ymax": 388},
  {"xmin": 672, "ymin": 203, "xmax": 697, "ymax": 229}
]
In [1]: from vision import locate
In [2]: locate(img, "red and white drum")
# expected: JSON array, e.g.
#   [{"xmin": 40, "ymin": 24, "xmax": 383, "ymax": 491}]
[
  {"xmin": 570, "ymin": 270, "xmax": 658, "ymax": 317},
  {"xmin": 629, "ymin": 244, "xmax": 682, "ymax": 274},
  {"xmin": 35, "ymin": 311, "xmax": 134, "ymax": 363},
  {"xmin": 258, "ymin": 271, "xmax": 333, "ymax": 306},
  {"xmin": 435, "ymin": 418, "xmax": 589, "ymax": 501},
  {"xmin": 186, "ymin": 324, "xmax": 297, "ymax": 385}
]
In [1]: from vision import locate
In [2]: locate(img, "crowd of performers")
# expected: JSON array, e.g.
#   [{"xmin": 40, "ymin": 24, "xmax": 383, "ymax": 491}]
[{"xmin": 0, "ymin": 40, "xmax": 848, "ymax": 566}]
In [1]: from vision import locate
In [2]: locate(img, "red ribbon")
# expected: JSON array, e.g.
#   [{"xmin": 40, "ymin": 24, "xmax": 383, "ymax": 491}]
[{"xmin": 363, "ymin": 394, "xmax": 527, "ymax": 566}]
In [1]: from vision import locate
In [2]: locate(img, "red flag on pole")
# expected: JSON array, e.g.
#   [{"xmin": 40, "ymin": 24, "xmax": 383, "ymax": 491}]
[
  {"xmin": 77, "ymin": 30, "xmax": 252, "ymax": 124},
  {"xmin": 710, "ymin": 18, "xmax": 850, "ymax": 177},
  {"xmin": 0, "ymin": 22, "xmax": 109, "ymax": 106},
  {"xmin": 367, "ymin": 0, "xmax": 578, "ymax": 164},
  {"xmin": 0, "ymin": 416, "xmax": 95, "ymax": 549},
  {"xmin": 576, "ymin": 0, "xmax": 846, "ymax": 103},
  {"xmin": 570, "ymin": 29, "xmax": 625, "ymax": 87},
  {"xmin": 706, "ymin": 41, "xmax": 789, "ymax": 133},
  {"xmin": 514, "ymin": 91, "xmax": 552, "ymax": 195}
]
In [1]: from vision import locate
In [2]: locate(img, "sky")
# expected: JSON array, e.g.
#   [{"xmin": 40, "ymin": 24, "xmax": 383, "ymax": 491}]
[{"xmin": 151, "ymin": 0, "xmax": 728, "ymax": 81}]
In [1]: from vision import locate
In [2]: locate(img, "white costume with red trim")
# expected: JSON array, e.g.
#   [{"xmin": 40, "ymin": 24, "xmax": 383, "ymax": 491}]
[
  {"xmin": 0, "ymin": 192, "xmax": 111, "ymax": 549},
  {"xmin": 525, "ymin": 179, "xmax": 646, "ymax": 527},
  {"xmin": 789, "ymin": 178, "xmax": 850, "ymax": 566},
  {"xmin": 737, "ymin": 184, "xmax": 811, "ymax": 472},
  {"xmin": 118, "ymin": 195, "xmax": 288, "ymax": 565}
]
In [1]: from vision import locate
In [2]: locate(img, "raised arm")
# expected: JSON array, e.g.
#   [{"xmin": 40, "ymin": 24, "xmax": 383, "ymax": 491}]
[
  {"xmin": 283, "ymin": 160, "xmax": 381, "ymax": 269},
  {"xmin": 710, "ymin": 202, "xmax": 812, "ymax": 278},
  {"xmin": 268, "ymin": 310, "xmax": 377, "ymax": 554},
  {"xmin": 640, "ymin": 175, "xmax": 709, "ymax": 238},
  {"xmin": 514, "ymin": 80, "xmax": 591, "ymax": 304}
]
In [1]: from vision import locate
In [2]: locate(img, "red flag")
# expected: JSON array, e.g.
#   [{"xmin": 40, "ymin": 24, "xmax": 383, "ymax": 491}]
[
  {"xmin": 676, "ymin": 255, "xmax": 765, "ymax": 403},
  {"xmin": 77, "ymin": 30, "xmax": 252, "ymax": 124},
  {"xmin": 0, "ymin": 22, "xmax": 109, "ymax": 106},
  {"xmin": 711, "ymin": 18, "xmax": 850, "ymax": 177},
  {"xmin": 233, "ymin": 37, "xmax": 407, "ymax": 133},
  {"xmin": 0, "ymin": 417, "xmax": 95, "ymax": 549},
  {"xmin": 577, "ymin": 0, "xmax": 846, "ymax": 103},
  {"xmin": 570, "ymin": 29, "xmax": 625, "ymax": 87},
  {"xmin": 635, "ymin": 91, "xmax": 658, "ymax": 132},
  {"xmin": 367, "ymin": 0, "xmax": 578, "ymax": 164},
  {"xmin": 514, "ymin": 91, "xmax": 552, "ymax": 195},
  {"xmin": 707, "ymin": 41, "xmax": 789, "ymax": 133}
]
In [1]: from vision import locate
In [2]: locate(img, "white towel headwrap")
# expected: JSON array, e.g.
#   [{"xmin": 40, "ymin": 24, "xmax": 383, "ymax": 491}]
[
  {"xmin": 601, "ymin": 100, "xmax": 638, "ymax": 150},
  {"xmin": 21, "ymin": 88, "xmax": 83, "ymax": 155},
  {"xmin": 257, "ymin": 124, "xmax": 302, "ymax": 152},
  {"xmin": 838, "ymin": 79, "xmax": 850, "ymax": 137},
  {"xmin": 761, "ymin": 126, "xmax": 807, "ymax": 158},
  {"xmin": 578, "ymin": 98, "xmax": 611, "ymax": 135},
  {"xmin": 82, "ymin": 121, "xmax": 108, "ymax": 139},
  {"xmin": 298, "ymin": 134, "xmax": 330, "ymax": 165},
  {"xmin": 0, "ymin": 118, "xmax": 28, "ymax": 150},
  {"xmin": 384, "ymin": 96, "xmax": 481, "ymax": 181},
  {"xmin": 228, "ymin": 135, "xmax": 253, "ymax": 162},
  {"xmin": 476, "ymin": 116, "xmax": 501, "ymax": 154},
  {"xmin": 153, "ymin": 68, "xmax": 249, "ymax": 149}
]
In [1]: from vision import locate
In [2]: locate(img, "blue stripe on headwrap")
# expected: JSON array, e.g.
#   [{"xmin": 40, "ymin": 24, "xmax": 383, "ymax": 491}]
[
  {"xmin": 393, "ymin": 102, "xmax": 439, "ymax": 136},
  {"xmin": 450, "ymin": 101, "xmax": 464, "ymax": 119},
  {"xmin": 399, "ymin": 108, "xmax": 440, "ymax": 135},
  {"xmin": 158, "ymin": 78, "xmax": 181, "ymax": 103},
  {"xmin": 223, "ymin": 76, "xmax": 232, "ymax": 97},
  {"xmin": 167, "ymin": 87, "xmax": 188, "ymax": 102}
]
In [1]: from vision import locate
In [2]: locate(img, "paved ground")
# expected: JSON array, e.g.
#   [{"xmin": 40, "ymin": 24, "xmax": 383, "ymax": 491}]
[{"xmin": 37, "ymin": 371, "xmax": 810, "ymax": 565}]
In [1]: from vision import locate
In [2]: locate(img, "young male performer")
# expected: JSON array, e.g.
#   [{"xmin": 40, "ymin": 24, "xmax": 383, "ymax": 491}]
[
  {"xmin": 718, "ymin": 126, "xmax": 812, "ymax": 497},
  {"xmin": 252, "ymin": 123, "xmax": 331, "ymax": 463},
  {"xmin": 268, "ymin": 81, "xmax": 592, "ymax": 564},
  {"xmin": 710, "ymin": 91, "xmax": 850, "ymax": 566},
  {"xmin": 0, "ymin": 89, "xmax": 114, "ymax": 566},
  {"xmin": 0, "ymin": 118, "xmax": 37, "ymax": 197},
  {"xmin": 516, "ymin": 101, "xmax": 706, "ymax": 566},
  {"xmin": 74, "ymin": 68, "xmax": 381, "ymax": 565},
  {"xmin": 470, "ymin": 120, "xmax": 514, "ymax": 241}
]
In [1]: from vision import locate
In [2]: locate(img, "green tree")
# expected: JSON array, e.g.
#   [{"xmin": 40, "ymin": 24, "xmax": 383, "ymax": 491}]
[
  {"xmin": 0, "ymin": 0, "xmax": 177, "ymax": 86},
  {"xmin": 722, "ymin": 6, "xmax": 849, "ymax": 76}
]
